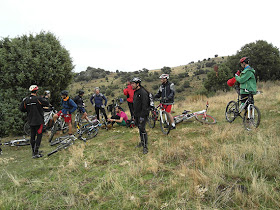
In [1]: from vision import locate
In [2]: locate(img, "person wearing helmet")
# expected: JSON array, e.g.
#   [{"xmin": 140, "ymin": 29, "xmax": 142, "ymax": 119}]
[
  {"xmin": 123, "ymin": 78, "xmax": 135, "ymax": 120},
  {"xmin": 90, "ymin": 87, "xmax": 108, "ymax": 121},
  {"xmin": 19, "ymin": 85, "xmax": 49, "ymax": 158},
  {"xmin": 235, "ymin": 57, "xmax": 257, "ymax": 106},
  {"xmin": 53, "ymin": 90, "xmax": 77, "ymax": 137},
  {"xmin": 73, "ymin": 90, "xmax": 91, "ymax": 123},
  {"xmin": 42, "ymin": 90, "xmax": 52, "ymax": 112},
  {"xmin": 154, "ymin": 74, "xmax": 176, "ymax": 129},
  {"xmin": 130, "ymin": 77, "xmax": 149, "ymax": 154}
]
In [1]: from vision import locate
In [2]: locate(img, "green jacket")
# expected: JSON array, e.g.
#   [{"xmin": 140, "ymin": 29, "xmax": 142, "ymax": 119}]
[{"xmin": 235, "ymin": 66, "xmax": 257, "ymax": 95}]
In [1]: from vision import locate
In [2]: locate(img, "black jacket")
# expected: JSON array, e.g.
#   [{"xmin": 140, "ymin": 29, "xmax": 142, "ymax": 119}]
[
  {"xmin": 19, "ymin": 95, "xmax": 49, "ymax": 126},
  {"xmin": 133, "ymin": 86, "xmax": 149, "ymax": 117},
  {"xmin": 73, "ymin": 95, "xmax": 85, "ymax": 107},
  {"xmin": 154, "ymin": 81, "xmax": 175, "ymax": 104}
]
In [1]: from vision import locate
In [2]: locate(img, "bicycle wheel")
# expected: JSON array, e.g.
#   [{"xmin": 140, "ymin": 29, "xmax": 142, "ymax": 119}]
[
  {"xmin": 225, "ymin": 101, "xmax": 238, "ymax": 123},
  {"xmin": 243, "ymin": 105, "xmax": 261, "ymax": 131},
  {"xmin": 148, "ymin": 110, "xmax": 156, "ymax": 128},
  {"xmin": 195, "ymin": 114, "xmax": 217, "ymax": 124},
  {"xmin": 48, "ymin": 121, "xmax": 58, "ymax": 142},
  {"xmin": 24, "ymin": 122, "xmax": 31, "ymax": 136},
  {"xmin": 160, "ymin": 111, "xmax": 171, "ymax": 135},
  {"xmin": 14, "ymin": 139, "xmax": 30, "ymax": 146},
  {"xmin": 48, "ymin": 140, "xmax": 73, "ymax": 156},
  {"xmin": 83, "ymin": 126, "xmax": 99, "ymax": 140}
]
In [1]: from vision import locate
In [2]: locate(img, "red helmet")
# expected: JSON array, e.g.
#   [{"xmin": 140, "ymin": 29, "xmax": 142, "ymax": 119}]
[
  {"xmin": 29, "ymin": 85, "xmax": 39, "ymax": 92},
  {"xmin": 159, "ymin": 74, "xmax": 169, "ymax": 79},
  {"xmin": 240, "ymin": 57, "xmax": 249, "ymax": 63}
]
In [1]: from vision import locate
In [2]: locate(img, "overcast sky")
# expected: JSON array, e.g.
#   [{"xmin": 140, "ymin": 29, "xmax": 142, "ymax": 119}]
[{"xmin": 1, "ymin": 0, "xmax": 279, "ymax": 72}]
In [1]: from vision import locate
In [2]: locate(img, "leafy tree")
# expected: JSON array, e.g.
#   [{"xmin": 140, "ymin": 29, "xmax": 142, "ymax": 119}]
[
  {"xmin": 161, "ymin": 66, "xmax": 172, "ymax": 74},
  {"xmin": 0, "ymin": 31, "xmax": 74, "ymax": 136},
  {"xmin": 226, "ymin": 40, "xmax": 280, "ymax": 81},
  {"xmin": 204, "ymin": 63, "xmax": 232, "ymax": 92}
]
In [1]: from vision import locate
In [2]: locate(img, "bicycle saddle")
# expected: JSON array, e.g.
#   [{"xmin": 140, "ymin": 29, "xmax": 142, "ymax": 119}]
[{"xmin": 182, "ymin": 110, "xmax": 191, "ymax": 114}]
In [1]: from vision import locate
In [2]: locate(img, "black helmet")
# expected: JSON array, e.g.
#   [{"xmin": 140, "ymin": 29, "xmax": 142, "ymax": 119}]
[
  {"xmin": 131, "ymin": 77, "xmax": 141, "ymax": 84},
  {"xmin": 61, "ymin": 90, "xmax": 68, "ymax": 96},
  {"xmin": 78, "ymin": 90, "xmax": 84, "ymax": 95}
]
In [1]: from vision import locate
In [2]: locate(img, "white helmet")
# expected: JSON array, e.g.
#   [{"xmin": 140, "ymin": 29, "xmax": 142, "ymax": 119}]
[
  {"xmin": 159, "ymin": 74, "xmax": 169, "ymax": 79},
  {"xmin": 29, "ymin": 85, "xmax": 39, "ymax": 92}
]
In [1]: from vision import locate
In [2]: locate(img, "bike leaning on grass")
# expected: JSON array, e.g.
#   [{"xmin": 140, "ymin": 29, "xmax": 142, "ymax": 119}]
[
  {"xmin": 48, "ymin": 115, "xmax": 69, "ymax": 143},
  {"xmin": 225, "ymin": 90, "xmax": 261, "ymax": 131},
  {"xmin": 173, "ymin": 101, "xmax": 217, "ymax": 125}
]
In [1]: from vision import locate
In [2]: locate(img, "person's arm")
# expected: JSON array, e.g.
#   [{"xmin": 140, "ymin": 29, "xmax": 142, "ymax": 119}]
[
  {"xmin": 167, "ymin": 83, "xmax": 175, "ymax": 99},
  {"xmin": 103, "ymin": 95, "xmax": 107, "ymax": 106},
  {"xmin": 154, "ymin": 86, "xmax": 162, "ymax": 99},
  {"xmin": 69, "ymin": 99, "xmax": 77, "ymax": 113},
  {"xmin": 90, "ymin": 95, "xmax": 94, "ymax": 105},
  {"xmin": 140, "ymin": 90, "xmax": 149, "ymax": 117},
  {"xmin": 19, "ymin": 98, "xmax": 27, "ymax": 112},
  {"xmin": 123, "ymin": 88, "xmax": 128, "ymax": 96},
  {"xmin": 235, "ymin": 71, "xmax": 253, "ymax": 84}
]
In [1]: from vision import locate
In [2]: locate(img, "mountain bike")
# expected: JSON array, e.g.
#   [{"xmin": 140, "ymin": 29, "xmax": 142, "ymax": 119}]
[
  {"xmin": 147, "ymin": 101, "xmax": 172, "ymax": 135},
  {"xmin": 0, "ymin": 136, "xmax": 30, "ymax": 147},
  {"xmin": 47, "ymin": 135, "xmax": 77, "ymax": 156},
  {"xmin": 76, "ymin": 119, "xmax": 101, "ymax": 140},
  {"xmin": 24, "ymin": 107, "xmax": 57, "ymax": 136},
  {"xmin": 48, "ymin": 115, "xmax": 69, "ymax": 143},
  {"xmin": 107, "ymin": 98, "xmax": 124, "ymax": 116},
  {"xmin": 100, "ymin": 112, "xmax": 108, "ymax": 130},
  {"xmin": 225, "ymin": 91, "xmax": 261, "ymax": 131},
  {"xmin": 173, "ymin": 101, "xmax": 217, "ymax": 125}
]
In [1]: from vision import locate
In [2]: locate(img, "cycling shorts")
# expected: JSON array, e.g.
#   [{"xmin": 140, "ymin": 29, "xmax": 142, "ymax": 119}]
[
  {"xmin": 162, "ymin": 104, "xmax": 172, "ymax": 113},
  {"xmin": 78, "ymin": 107, "xmax": 86, "ymax": 113},
  {"xmin": 57, "ymin": 110, "xmax": 72, "ymax": 123}
]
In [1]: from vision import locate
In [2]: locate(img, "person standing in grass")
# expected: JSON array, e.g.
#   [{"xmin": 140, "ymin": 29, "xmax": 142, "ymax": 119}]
[
  {"xmin": 90, "ymin": 87, "xmax": 108, "ymax": 121},
  {"xmin": 235, "ymin": 57, "xmax": 257, "ymax": 107},
  {"xmin": 131, "ymin": 77, "xmax": 149, "ymax": 154},
  {"xmin": 123, "ymin": 79, "xmax": 135, "ymax": 120},
  {"xmin": 107, "ymin": 106, "xmax": 128, "ymax": 126},
  {"xmin": 19, "ymin": 85, "xmax": 49, "ymax": 158}
]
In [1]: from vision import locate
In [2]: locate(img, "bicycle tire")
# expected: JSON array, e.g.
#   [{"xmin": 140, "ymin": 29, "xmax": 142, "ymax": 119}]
[
  {"xmin": 225, "ymin": 101, "xmax": 238, "ymax": 123},
  {"xmin": 24, "ymin": 122, "xmax": 31, "ymax": 136},
  {"xmin": 61, "ymin": 121, "xmax": 69, "ymax": 134},
  {"xmin": 84, "ymin": 127, "xmax": 99, "ymax": 140},
  {"xmin": 160, "ymin": 111, "xmax": 171, "ymax": 135},
  {"xmin": 148, "ymin": 110, "xmax": 156, "ymax": 128},
  {"xmin": 195, "ymin": 114, "xmax": 217, "ymax": 124},
  {"xmin": 48, "ymin": 121, "xmax": 58, "ymax": 142},
  {"xmin": 48, "ymin": 139, "xmax": 74, "ymax": 156},
  {"xmin": 243, "ymin": 105, "xmax": 261, "ymax": 131}
]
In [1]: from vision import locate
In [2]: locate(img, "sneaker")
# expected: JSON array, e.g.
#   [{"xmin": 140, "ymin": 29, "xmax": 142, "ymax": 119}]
[
  {"xmin": 170, "ymin": 126, "xmax": 176, "ymax": 130},
  {"xmin": 32, "ymin": 154, "xmax": 44, "ymax": 159},
  {"xmin": 143, "ymin": 147, "xmax": 148, "ymax": 154}
]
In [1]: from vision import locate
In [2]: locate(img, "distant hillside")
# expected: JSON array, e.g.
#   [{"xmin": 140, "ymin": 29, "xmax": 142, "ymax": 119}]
[{"xmin": 69, "ymin": 56, "xmax": 228, "ymax": 114}]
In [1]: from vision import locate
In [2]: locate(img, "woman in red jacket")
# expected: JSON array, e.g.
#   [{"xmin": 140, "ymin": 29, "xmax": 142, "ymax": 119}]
[{"xmin": 123, "ymin": 79, "xmax": 135, "ymax": 120}]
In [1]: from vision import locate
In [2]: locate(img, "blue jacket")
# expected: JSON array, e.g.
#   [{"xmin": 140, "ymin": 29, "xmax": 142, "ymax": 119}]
[
  {"xmin": 90, "ymin": 93, "xmax": 107, "ymax": 108},
  {"xmin": 61, "ymin": 98, "xmax": 77, "ymax": 114}
]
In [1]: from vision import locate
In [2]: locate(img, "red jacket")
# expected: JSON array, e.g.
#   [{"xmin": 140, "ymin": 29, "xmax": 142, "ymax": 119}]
[{"xmin": 123, "ymin": 84, "xmax": 135, "ymax": 103}]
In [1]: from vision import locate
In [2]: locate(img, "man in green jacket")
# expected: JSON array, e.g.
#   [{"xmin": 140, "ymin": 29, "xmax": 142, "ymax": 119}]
[{"xmin": 235, "ymin": 57, "xmax": 257, "ymax": 105}]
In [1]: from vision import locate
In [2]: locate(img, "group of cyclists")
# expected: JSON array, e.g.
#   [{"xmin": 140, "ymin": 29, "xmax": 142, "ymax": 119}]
[{"xmin": 19, "ymin": 56, "xmax": 256, "ymax": 157}]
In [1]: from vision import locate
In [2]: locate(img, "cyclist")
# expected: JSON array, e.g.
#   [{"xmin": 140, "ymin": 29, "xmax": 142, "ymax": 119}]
[
  {"xmin": 90, "ymin": 87, "xmax": 108, "ymax": 121},
  {"xmin": 235, "ymin": 57, "xmax": 257, "ymax": 106},
  {"xmin": 42, "ymin": 90, "xmax": 52, "ymax": 111},
  {"xmin": 108, "ymin": 106, "xmax": 128, "ymax": 126},
  {"xmin": 19, "ymin": 85, "xmax": 49, "ymax": 158},
  {"xmin": 123, "ymin": 79, "xmax": 135, "ymax": 120},
  {"xmin": 53, "ymin": 90, "xmax": 77, "ymax": 136},
  {"xmin": 73, "ymin": 90, "xmax": 91, "ymax": 123},
  {"xmin": 131, "ymin": 77, "xmax": 149, "ymax": 154},
  {"xmin": 154, "ymin": 74, "xmax": 176, "ymax": 130}
]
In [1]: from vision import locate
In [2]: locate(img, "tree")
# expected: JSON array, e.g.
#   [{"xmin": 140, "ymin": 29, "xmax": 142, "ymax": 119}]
[
  {"xmin": 161, "ymin": 66, "xmax": 172, "ymax": 74},
  {"xmin": 226, "ymin": 40, "xmax": 280, "ymax": 81},
  {"xmin": 204, "ymin": 63, "xmax": 232, "ymax": 92},
  {"xmin": 0, "ymin": 31, "xmax": 74, "ymax": 136}
]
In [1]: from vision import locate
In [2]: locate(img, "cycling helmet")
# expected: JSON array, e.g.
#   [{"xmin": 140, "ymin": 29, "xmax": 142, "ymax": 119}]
[
  {"xmin": 29, "ymin": 85, "xmax": 39, "ymax": 92},
  {"xmin": 78, "ymin": 90, "xmax": 84, "ymax": 95},
  {"xmin": 44, "ymin": 90, "xmax": 50, "ymax": 95},
  {"xmin": 61, "ymin": 90, "xmax": 68, "ymax": 96},
  {"xmin": 159, "ymin": 74, "xmax": 169, "ymax": 79},
  {"xmin": 131, "ymin": 77, "xmax": 141, "ymax": 84},
  {"xmin": 240, "ymin": 57, "xmax": 249, "ymax": 64}
]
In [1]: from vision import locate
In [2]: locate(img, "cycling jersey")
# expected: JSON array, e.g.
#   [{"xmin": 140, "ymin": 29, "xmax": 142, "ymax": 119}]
[
  {"xmin": 123, "ymin": 84, "xmax": 135, "ymax": 103},
  {"xmin": 61, "ymin": 97, "xmax": 77, "ymax": 114},
  {"xmin": 90, "ymin": 93, "xmax": 107, "ymax": 107},
  {"xmin": 154, "ymin": 81, "xmax": 175, "ymax": 104},
  {"xmin": 235, "ymin": 66, "xmax": 257, "ymax": 95}
]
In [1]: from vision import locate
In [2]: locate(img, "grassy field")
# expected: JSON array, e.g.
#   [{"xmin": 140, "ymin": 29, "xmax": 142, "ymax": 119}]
[{"xmin": 1, "ymin": 81, "xmax": 280, "ymax": 209}]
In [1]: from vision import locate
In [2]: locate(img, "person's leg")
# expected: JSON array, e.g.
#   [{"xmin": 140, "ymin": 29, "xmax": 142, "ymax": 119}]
[
  {"xmin": 138, "ymin": 117, "xmax": 148, "ymax": 154},
  {"xmin": 34, "ymin": 124, "xmax": 43, "ymax": 156},
  {"xmin": 30, "ymin": 126, "xmax": 37, "ymax": 156},
  {"xmin": 101, "ymin": 107, "xmax": 108, "ymax": 120},
  {"xmin": 128, "ymin": 102, "xmax": 134, "ymax": 120},
  {"xmin": 95, "ymin": 106, "xmax": 100, "ymax": 120},
  {"xmin": 110, "ymin": 115, "xmax": 120, "ymax": 126}
]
